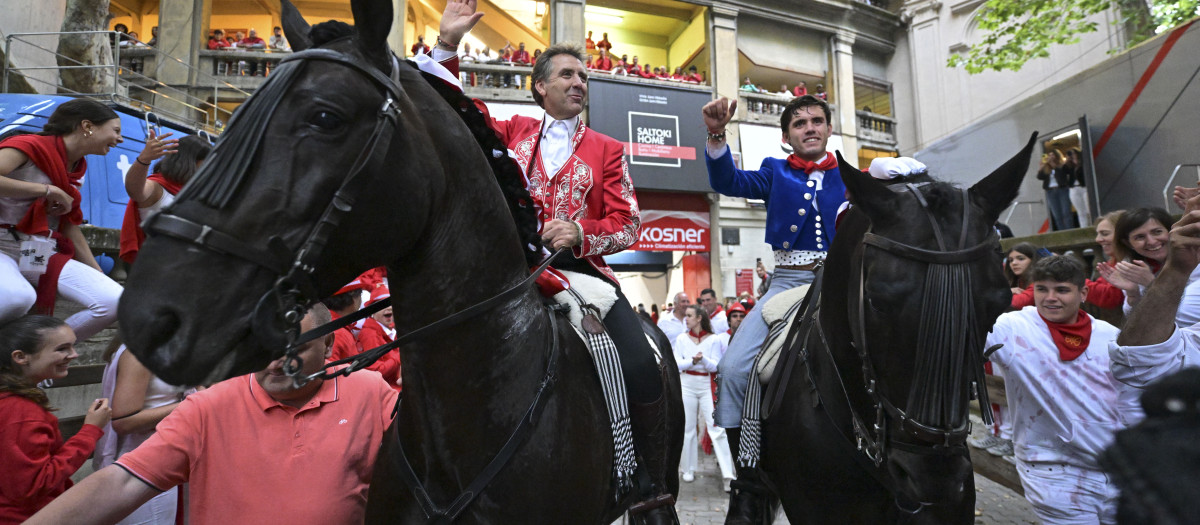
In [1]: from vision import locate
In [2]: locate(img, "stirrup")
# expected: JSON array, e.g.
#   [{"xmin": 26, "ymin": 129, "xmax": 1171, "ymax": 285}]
[{"xmin": 628, "ymin": 493, "xmax": 676, "ymax": 514}]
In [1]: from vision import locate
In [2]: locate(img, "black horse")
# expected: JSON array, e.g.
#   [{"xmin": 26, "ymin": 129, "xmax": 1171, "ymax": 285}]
[
  {"xmin": 756, "ymin": 138, "xmax": 1036, "ymax": 524},
  {"xmin": 116, "ymin": 0, "xmax": 682, "ymax": 521}
]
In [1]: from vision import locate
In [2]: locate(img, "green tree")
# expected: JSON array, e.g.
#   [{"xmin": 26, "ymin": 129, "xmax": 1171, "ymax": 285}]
[{"xmin": 948, "ymin": 0, "xmax": 1199, "ymax": 74}]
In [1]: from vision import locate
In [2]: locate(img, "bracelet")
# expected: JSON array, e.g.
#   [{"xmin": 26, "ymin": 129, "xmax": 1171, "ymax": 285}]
[
  {"xmin": 136, "ymin": 157, "xmax": 151, "ymax": 166},
  {"xmin": 707, "ymin": 130, "xmax": 727, "ymax": 142},
  {"xmin": 436, "ymin": 35, "xmax": 459, "ymax": 50},
  {"xmin": 43, "ymin": 184, "xmax": 51, "ymax": 198}
]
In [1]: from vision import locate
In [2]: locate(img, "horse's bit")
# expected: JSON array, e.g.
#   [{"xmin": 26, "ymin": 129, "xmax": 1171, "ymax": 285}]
[{"xmin": 843, "ymin": 183, "xmax": 998, "ymax": 466}]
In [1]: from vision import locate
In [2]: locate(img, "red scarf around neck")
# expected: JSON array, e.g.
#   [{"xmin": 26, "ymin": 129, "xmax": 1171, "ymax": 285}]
[
  {"xmin": 708, "ymin": 305, "xmax": 724, "ymax": 319},
  {"xmin": 0, "ymin": 134, "xmax": 85, "ymax": 235},
  {"xmin": 787, "ymin": 151, "xmax": 836, "ymax": 174},
  {"xmin": 1039, "ymin": 310, "xmax": 1092, "ymax": 361},
  {"xmin": 689, "ymin": 329, "xmax": 710, "ymax": 339},
  {"xmin": 118, "ymin": 174, "xmax": 185, "ymax": 264}
]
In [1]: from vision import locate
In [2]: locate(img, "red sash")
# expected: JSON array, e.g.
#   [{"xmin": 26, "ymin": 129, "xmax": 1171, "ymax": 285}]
[
  {"xmin": 787, "ymin": 151, "xmax": 836, "ymax": 174},
  {"xmin": 0, "ymin": 134, "xmax": 85, "ymax": 235},
  {"xmin": 1039, "ymin": 310, "xmax": 1093, "ymax": 361},
  {"xmin": 118, "ymin": 174, "xmax": 184, "ymax": 263}
]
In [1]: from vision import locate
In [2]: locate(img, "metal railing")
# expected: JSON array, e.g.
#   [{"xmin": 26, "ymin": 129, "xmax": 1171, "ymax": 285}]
[
  {"xmin": 3, "ymin": 31, "xmax": 252, "ymax": 134},
  {"xmin": 1162, "ymin": 164, "xmax": 1200, "ymax": 211},
  {"xmin": 1004, "ymin": 199, "xmax": 1045, "ymax": 234},
  {"xmin": 459, "ymin": 61, "xmax": 532, "ymax": 90},
  {"xmin": 738, "ymin": 91, "xmax": 837, "ymax": 129}
]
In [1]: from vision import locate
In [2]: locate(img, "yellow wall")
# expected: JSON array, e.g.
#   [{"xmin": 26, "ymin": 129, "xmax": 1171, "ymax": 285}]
[
  {"xmin": 109, "ymin": 15, "xmax": 159, "ymax": 41},
  {"xmin": 209, "ymin": 15, "xmax": 276, "ymax": 37},
  {"xmin": 667, "ymin": 9, "xmax": 706, "ymax": 73},
  {"xmin": 587, "ymin": 24, "xmax": 667, "ymax": 70}
]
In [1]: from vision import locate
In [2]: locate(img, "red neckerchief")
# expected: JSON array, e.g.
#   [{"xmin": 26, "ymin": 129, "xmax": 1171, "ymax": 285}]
[
  {"xmin": 118, "ymin": 174, "xmax": 184, "ymax": 263},
  {"xmin": 787, "ymin": 151, "xmax": 836, "ymax": 174},
  {"xmin": 0, "ymin": 134, "xmax": 85, "ymax": 235},
  {"xmin": 1146, "ymin": 259, "xmax": 1163, "ymax": 274},
  {"xmin": 689, "ymin": 329, "xmax": 710, "ymax": 340},
  {"xmin": 1039, "ymin": 310, "xmax": 1092, "ymax": 361},
  {"xmin": 708, "ymin": 305, "xmax": 724, "ymax": 319}
]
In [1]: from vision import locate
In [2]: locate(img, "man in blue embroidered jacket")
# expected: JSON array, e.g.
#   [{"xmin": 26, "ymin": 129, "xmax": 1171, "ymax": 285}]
[{"xmin": 701, "ymin": 94, "xmax": 846, "ymax": 521}]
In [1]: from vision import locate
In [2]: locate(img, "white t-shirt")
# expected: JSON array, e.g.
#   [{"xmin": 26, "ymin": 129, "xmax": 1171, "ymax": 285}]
[
  {"xmin": 672, "ymin": 332, "xmax": 726, "ymax": 374},
  {"xmin": 986, "ymin": 307, "xmax": 1134, "ymax": 468},
  {"xmin": 657, "ymin": 315, "xmax": 687, "ymax": 351}
]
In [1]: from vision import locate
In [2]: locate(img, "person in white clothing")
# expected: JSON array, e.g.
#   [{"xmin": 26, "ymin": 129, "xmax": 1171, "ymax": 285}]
[
  {"xmin": 672, "ymin": 305, "xmax": 735, "ymax": 491},
  {"xmin": 0, "ymin": 99, "xmax": 123, "ymax": 340},
  {"xmin": 986, "ymin": 255, "xmax": 1134, "ymax": 525},
  {"xmin": 1110, "ymin": 201, "xmax": 1200, "ymax": 388},
  {"xmin": 698, "ymin": 288, "xmax": 728, "ymax": 334},
  {"xmin": 656, "ymin": 291, "xmax": 690, "ymax": 349}
]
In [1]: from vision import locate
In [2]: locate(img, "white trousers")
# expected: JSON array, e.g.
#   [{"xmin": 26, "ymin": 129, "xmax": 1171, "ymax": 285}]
[
  {"xmin": 1016, "ymin": 460, "xmax": 1118, "ymax": 525},
  {"xmin": 0, "ymin": 239, "xmax": 122, "ymax": 340},
  {"xmin": 1069, "ymin": 186, "xmax": 1092, "ymax": 228},
  {"xmin": 680, "ymin": 372, "xmax": 735, "ymax": 479}
]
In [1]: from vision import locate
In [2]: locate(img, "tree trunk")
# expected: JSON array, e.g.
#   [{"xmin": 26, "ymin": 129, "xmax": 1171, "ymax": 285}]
[
  {"xmin": 0, "ymin": 47, "xmax": 38, "ymax": 94},
  {"xmin": 56, "ymin": 0, "xmax": 114, "ymax": 95}
]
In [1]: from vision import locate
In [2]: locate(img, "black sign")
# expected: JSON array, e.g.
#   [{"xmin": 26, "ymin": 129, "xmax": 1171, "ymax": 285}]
[{"xmin": 587, "ymin": 77, "xmax": 713, "ymax": 193}]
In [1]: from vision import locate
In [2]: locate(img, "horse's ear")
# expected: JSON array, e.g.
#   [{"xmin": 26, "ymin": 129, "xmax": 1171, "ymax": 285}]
[
  {"xmin": 280, "ymin": 0, "xmax": 312, "ymax": 52},
  {"xmin": 351, "ymin": 0, "xmax": 393, "ymax": 70},
  {"xmin": 837, "ymin": 151, "xmax": 897, "ymax": 219},
  {"xmin": 969, "ymin": 132, "xmax": 1039, "ymax": 220}
]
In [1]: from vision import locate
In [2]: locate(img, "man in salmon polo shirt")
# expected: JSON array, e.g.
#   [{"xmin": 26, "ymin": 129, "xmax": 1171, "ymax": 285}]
[{"xmin": 27, "ymin": 304, "xmax": 399, "ymax": 525}]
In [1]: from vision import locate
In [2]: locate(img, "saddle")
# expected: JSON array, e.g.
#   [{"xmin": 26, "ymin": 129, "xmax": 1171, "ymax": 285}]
[
  {"xmin": 754, "ymin": 284, "xmax": 811, "ymax": 384},
  {"xmin": 549, "ymin": 270, "xmax": 663, "ymax": 363}
]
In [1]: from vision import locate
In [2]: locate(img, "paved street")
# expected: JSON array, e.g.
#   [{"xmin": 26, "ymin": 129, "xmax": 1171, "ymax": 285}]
[{"xmin": 670, "ymin": 453, "xmax": 1039, "ymax": 525}]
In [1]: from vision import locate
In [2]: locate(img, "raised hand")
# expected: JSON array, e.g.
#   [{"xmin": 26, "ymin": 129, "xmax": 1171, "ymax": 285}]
[
  {"xmin": 1114, "ymin": 260, "xmax": 1156, "ymax": 287},
  {"xmin": 1098, "ymin": 262, "xmax": 1136, "ymax": 291},
  {"xmin": 1173, "ymin": 184, "xmax": 1200, "ymax": 212},
  {"xmin": 1167, "ymin": 209, "xmax": 1200, "ymax": 275},
  {"xmin": 137, "ymin": 129, "xmax": 178, "ymax": 164},
  {"xmin": 440, "ymin": 0, "xmax": 484, "ymax": 47},
  {"xmin": 701, "ymin": 97, "xmax": 737, "ymax": 135}
]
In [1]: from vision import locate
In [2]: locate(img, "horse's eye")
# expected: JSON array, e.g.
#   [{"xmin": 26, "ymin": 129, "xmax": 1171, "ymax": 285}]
[{"xmin": 309, "ymin": 110, "xmax": 343, "ymax": 130}]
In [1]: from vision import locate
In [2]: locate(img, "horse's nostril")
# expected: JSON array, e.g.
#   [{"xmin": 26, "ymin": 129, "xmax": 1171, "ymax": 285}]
[{"xmin": 142, "ymin": 309, "xmax": 182, "ymax": 360}]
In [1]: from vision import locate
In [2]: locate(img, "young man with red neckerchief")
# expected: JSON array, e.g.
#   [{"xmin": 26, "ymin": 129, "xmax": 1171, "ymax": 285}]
[
  {"xmin": 986, "ymin": 255, "xmax": 1140, "ymax": 525},
  {"xmin": 421, "ymin": 2, "xmax": 676, "ymax": 521},
  {"xmin": 701, "ymin": 93, "xmax": 846, "ymax": 521}
]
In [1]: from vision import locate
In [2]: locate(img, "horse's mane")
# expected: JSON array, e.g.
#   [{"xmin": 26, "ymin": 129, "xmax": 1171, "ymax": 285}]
[{"xmin": 405, "ymin": 61, "xmax": 543, "ymax": 267}]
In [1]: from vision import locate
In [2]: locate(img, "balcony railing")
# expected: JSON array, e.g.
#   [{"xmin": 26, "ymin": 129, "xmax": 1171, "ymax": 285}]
[
  {"xmin": 739, "ymin": 91, "xmax": 837, "ymax": 130},
  {"xmin": 856, "ymin": 110, "xmax": 897, "ymax": 146}
]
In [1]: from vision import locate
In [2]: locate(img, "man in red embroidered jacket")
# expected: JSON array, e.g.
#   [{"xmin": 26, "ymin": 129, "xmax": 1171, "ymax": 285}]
[{"xmin": 427, "ymin": 2, "xmax": 675, "ymax": 521}]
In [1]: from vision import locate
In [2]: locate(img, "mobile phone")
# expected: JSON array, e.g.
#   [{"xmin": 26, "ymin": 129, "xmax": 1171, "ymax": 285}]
[{"xmin": 1036, "ymin": 247, "xmax": 1052, "ymax": 257}]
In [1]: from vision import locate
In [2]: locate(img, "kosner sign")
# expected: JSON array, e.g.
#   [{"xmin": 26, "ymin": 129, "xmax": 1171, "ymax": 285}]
[{"xmin": 630, "ymin": 210, "xmax": 710, "ymax": 252}]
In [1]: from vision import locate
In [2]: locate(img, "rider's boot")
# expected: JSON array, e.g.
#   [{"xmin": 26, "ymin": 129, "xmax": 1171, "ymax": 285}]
[
  {"xmin": 724, "ymin": 427, "xmax": 770, "ymax": 525},
  {"xmin": 627, "ymin": 381, "xmax": 679, "ymax": 525}
]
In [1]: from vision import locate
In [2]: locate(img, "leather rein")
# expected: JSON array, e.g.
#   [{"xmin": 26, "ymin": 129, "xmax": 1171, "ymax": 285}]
[{"xmin": 837, "ymin": 184, "xmax": 997, "ymax": 466}]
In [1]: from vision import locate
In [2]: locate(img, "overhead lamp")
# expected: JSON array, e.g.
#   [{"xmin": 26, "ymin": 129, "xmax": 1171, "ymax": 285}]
[
  {"xmin": 1052, "ymin": 129, "xmax": 1081, "ymax": 141},
  {"xmin": 535, "ymin": 1, "xmax": 546, "ymax": 17}
]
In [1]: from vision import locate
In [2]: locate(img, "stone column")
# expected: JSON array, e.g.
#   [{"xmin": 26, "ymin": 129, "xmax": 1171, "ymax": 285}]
[
  {"xmin": 154, "ymin": 0, "xmax": 211, "ymax": 121},
  {"xmin": 832, "ymin": 31, "xmax": 858, "ymax": 156},
  {"xmin": 388, "ymin": 0, "xmax": 407, "ymax": 54},
  {"xmin": 707, "ymin": 5, "xmax": 738, "ymax": 295},
  {"xmin": 550, "ymin": 0, "xmax": 585, "ymax": 46}
]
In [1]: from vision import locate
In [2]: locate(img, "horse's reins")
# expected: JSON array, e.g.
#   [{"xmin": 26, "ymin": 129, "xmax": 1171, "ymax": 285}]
[{"xmin": 837, "ymin": 184, "xmax": 997, "ymax": 466}]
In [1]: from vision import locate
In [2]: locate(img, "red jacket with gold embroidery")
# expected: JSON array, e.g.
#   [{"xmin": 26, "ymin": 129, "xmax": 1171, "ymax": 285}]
[{"xmin": 437, "ymin": 55, "xmax": 641, "ymax": 284}]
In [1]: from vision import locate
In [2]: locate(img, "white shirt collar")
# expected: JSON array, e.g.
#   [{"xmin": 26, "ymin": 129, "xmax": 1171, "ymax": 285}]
[{"xmin": 541, "ymin": 114, "xmax": 580, "ymax": 137}]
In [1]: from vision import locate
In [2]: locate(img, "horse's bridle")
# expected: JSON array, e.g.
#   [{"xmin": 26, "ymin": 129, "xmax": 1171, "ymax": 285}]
[
  {"xmin": 142, "ymin": 47, "xmax": 403, "ymax": 377},
  {"xmin": 844, "ymin": 183, "xmax": 997, "ymax": 466}
]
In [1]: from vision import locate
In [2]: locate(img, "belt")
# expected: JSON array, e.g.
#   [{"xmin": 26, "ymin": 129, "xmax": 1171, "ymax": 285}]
[
  {"xmin": 776, "ymin": 261, "xmax": 823, "ymax": 271},
  {"xmin": 683, "ymin": 371, "xmax": 710, "ymax": 377}
]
